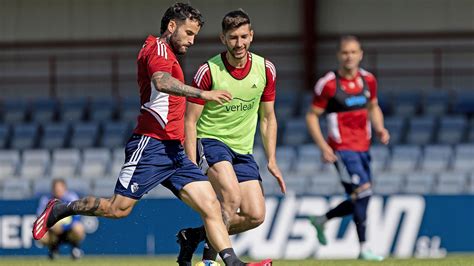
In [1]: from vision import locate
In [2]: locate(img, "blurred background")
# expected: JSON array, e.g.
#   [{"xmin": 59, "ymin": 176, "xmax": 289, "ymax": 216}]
[{"xmin": 0, "ymin": 0, "xmax": 473, "ymax": 261}]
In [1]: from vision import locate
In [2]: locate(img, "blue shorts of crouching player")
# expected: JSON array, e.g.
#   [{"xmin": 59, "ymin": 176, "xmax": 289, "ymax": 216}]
[
  {"xmin": 334, "ymin": 150, "xmax": 373, "ymax": 198},
  {"xmin": 114, "ymin": 134, "xmax": 207, "ymax": 199},
  {"xmin": 197, "ymin": 138, "xmax": 262, "ymax": 183}
]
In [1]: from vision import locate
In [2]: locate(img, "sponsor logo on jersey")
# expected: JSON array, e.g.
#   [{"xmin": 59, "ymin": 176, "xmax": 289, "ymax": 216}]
[
  {"xmin": 345, "ymin": 95, "xmax": 367, "ymax": 107},
  {"xmin": 224, "ymin": 98, "xmax": 256, "ymax": 112}
]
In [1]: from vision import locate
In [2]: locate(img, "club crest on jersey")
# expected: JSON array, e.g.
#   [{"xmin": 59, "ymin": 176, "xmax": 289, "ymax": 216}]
[{"xmin": 131, "ymin": 182, "xmax": 139, "ymax": 193}]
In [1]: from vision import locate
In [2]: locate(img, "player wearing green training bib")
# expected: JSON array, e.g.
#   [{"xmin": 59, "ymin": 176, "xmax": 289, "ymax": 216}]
[{"xmin": 176, "ymin": 10, "xmax": 287, "ymax": 265}]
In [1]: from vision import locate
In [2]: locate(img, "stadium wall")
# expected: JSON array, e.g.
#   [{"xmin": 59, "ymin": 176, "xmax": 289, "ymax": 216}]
[
  {"xmin": 1, "ymin": 195, "xmax": 473, "ymax": 258},
  {"xmin": 1, "ymin": 0, "xmax": 473, "ymax": 42}
]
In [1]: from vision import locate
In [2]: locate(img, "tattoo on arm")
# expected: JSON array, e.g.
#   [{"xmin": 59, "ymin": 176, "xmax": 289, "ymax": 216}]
[
  {"xmin": 71, "ymin": 197, "xmax": 101, "ymax": 216},
  {"xmin": 153, "ymin": 72, "xmax": 202, "ymax": 98}
]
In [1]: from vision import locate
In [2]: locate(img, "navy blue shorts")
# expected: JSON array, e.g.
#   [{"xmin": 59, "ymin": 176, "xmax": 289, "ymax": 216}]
[
  {"xmin": 334, "ymin": 150, "xmax": 372, "ymax": 197},
  {"xmin": 114, "ymin": 134, "xmax": 207, "ymax": 199},
  {"xmin": 197, "ymin": 138, "xmax": 261, "ymax": 183}
]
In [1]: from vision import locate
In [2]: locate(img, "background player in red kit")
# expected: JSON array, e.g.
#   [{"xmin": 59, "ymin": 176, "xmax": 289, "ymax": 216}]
[
  {"xmin": 32, "ymin": 3, "xmax": 270, "ymax": 266},
  {"xmin": 306, "ymin": 35, "xmax": 390, "ymax": 261}
]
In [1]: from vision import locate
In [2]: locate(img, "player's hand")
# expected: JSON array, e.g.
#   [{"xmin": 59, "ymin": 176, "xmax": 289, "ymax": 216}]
[
  {"xmin": 321, "ymin": 146, "xmax": 337, "ymax": 163},
  {"xmin": 201, "ymin": 90, "xmax": 232, "ymax": 105},
  {"xmin": 376, "ymin": 128, "xmax": 390, "ymax": 145},
  {"xmin": 267, "ymin": 160, "xmax": 286, "ymax": 194}
]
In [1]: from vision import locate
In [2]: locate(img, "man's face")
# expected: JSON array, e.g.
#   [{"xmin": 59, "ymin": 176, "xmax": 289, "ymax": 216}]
[
  {"xmin": 221, "ymin": 24, "xmax": 253, "ymax": 60},
  {"xmin": 337, "ymin": 40, "xmax": 363, "ymax": 71},
  {"xmin": 52, "ymin": 182, "xmax": 66, "ymax": 199},
  {"xmin": 169, "ymin": 18, "xmax": 201, "ymax": 55}
]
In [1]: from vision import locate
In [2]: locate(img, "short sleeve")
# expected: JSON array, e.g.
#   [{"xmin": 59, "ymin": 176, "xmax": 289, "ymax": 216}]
[
  {"xmin": 312, "ymin": 72, "xmax": 336, "ymax": 109},
  {"xmin": 366, "ymin": 75, "xmax": 378, "ymax": 101},
  {"xmin": 187, "ymin": 63, "xmax": 212, "ymax": 105},
  {"xmin": 261, "ymin": 60, "xmax": 276, "ymax": 102},
  {"xmin": 147, "ymin": 47, "xmax": 173, "ymax": 78}
]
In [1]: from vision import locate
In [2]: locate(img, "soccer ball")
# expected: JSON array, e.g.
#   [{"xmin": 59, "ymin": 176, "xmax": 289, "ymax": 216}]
[{"xmin": 195, "ymin": 260, "xmax": 221, "ymax": 266}]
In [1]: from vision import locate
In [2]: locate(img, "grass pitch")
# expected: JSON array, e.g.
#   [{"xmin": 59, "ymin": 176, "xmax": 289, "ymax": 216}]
[{"xmin": 0, "ymin": 256, "xmax": 473, "ymax": 266}]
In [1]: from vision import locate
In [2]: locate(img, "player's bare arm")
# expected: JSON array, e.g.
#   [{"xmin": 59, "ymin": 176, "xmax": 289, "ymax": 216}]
[
  {"xmin": 184, "ymin": 102, "xmax": 205, "ymax": 164},
  {"xmin": 259, "ymin": 101, "xmax": 286, "ymax": 194},
  {"xmin": 152, "ymin": 72, "xmax": 232, "ymax": 104},
  {"xmin": 368, "ymin": 99, "xmax": 390, "ymax": 145},
  {"xmin": 306, "ymin": 106, "xmax": 337, "ymax": 163}
]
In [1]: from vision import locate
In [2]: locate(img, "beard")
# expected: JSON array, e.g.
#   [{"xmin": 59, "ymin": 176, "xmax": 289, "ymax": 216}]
[
  {"xmin": 169, "ymin": 33, "xmax": 188, "ymax": 55},
  {"xmin": 227, "ymin": 47, "xmax": 247, "ymax": 60}
]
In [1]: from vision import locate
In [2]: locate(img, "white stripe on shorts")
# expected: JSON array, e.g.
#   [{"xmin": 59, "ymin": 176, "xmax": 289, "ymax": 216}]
[
  {"xmin": 197, "ymin": 139, "xmax": 209, "ymax": 175},
  {"xmin": 119, "ymin": 136, "xmax": 150, "ymax": 189}
]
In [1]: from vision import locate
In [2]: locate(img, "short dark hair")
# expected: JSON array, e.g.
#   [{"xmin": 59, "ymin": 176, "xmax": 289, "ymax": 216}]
[
  {"xmin": 160, "ymin": 3, "xmax": 204, "ymax": 34},
  {"xmin": 221, "ymin": 9, "xmax": 251, "ymax": 33},
  {"xmin": 52, "ymin": 178, "xmax": 66, "ymax": 187},
  {"xmin": 337, "ymin": 35, "xmax": 362, "ymax": 51}
]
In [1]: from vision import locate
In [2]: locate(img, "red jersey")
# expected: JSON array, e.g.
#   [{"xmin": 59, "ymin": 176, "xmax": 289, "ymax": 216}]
[
  {"xmin": 134, "ymin": 35, "xmax": 186, "ymax": 142},
  {"xmin": 187, "ymin": 52, "xmax": 276, "ymax": 105},
  {"xmin": 312, "ymin": 69, "xmax": 377, "ymax": 152}
]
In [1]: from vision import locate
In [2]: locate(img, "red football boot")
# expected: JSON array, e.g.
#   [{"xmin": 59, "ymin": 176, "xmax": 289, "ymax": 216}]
[
  {"xmin": 32, "ymin": 199, "xmax": 59, "ymax": 240},
  {"xmin": 246, "ymin": 259, "xmax": 272, "ymax": 266}
]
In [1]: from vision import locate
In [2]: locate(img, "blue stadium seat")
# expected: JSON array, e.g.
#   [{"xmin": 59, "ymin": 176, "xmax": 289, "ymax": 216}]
[
  {"xmin": 419, "ymin": 145, "xmax": 453, "ymax": 173},
  {"xmin": 0, "ymin": 124, "xmax": 10, "ymax": 149},
  {"xmin": 2, "ymin": 98, "xmax": 28, "ymax": 123},
  {"xmin": 89, "ymin": 98, "xmax": 117, "ymax": 122},
  {"xmin": 452, "ymin": 90, "xmax": 474, "ymax": 115},
  {"xmin": 32, "ymin": 178, "xmax": 53, "ymax": 196},
  {"xmin": 276, "ymin": 146, "xmax": 297, "ymax": 175},
  {"xmin": 100, "ymin": 121, "xmax": 131, "ymax": 148},
  {"xmin": 1, "ymin": 179, "xmax": 31, "ymax": 199},
  {"xmin": 79, "ymin": 148, "xmax": 111, "ymax": 177},
  {"xmin": 373, "ymin": 173, "xmax": 404, "ymax": 195},
  {"xmin": 405, "ymin": 116, "xmax": 437, "ymax": 145},
  {"xmin": 40, "ymin": 123, "xmax": 69, "ymax": 149},
  {"xmin": 436, "ymin": 116, "xmax": 467, "ymax": 144},
  {"xmin": 388, "ymin": 145, "xmax": 422, "ymax": 173},
  {"xmin": 0, "ymin": 150, "xmax": 20, "ymax": 179},
  {"xmin": 92, "ymin": 179, "xmax": 116, "ymax": 198},
  {"xmin": 377, "ymin": 91, "xmax": 393, "ymax": 116},
  {"xmin": 370, "ymin": 145, "xmax": 390, "ymax": 173},
  {"xmin": 393, "ymin": 90, "xmax": 422, "ymax": 117},
  {"xmin": 70, "ymin": 122, "xmax": 100, "ymax": 148},
  {"xmin": 467, "ymin": 117, "xmax": 474, "ymax": 143},
  {"xmin": 109, "ymin": 148, "xmax": 125, "ymax": 178},
  {"xmin": 282, "ymin": 118, "xmax": 310, "ymax": 146},
  {"xmin": 10, "ymin": 123, "xmax": 39, "ymax": 149},
  {"xmin": 118, "ymin": 97, "xmax": 140, "ymax": 122},
  {"xmin": 275, "ymin": 91, "xmax": 297, "ymax": 119},
  {"xmin": 50, "ymin": 149, "xmax": 81, "ymax": 178},
  {"xmin": 381, "ymin": 116, "xmax": 406, "ymax": 145},
  {"xmin": 63, "ymin": 177, "xmax": 92, "ymax": 196},
  {"xmin": 30, "ymin": 98, "xmax": 58, "ymax": 123},
  {"xmin": 294, "ymin": 144, "xmax": 322, "ymax": 175},
  {"xmin": 19, "ymin": 149, "xmax": 50, "ymax": 179},
  {"xmin": 403, "ymin": 173, "xmax": 435, "ymax": 194},
  {"xmin": 59, "ymin": 97, "xmax": 88, "ymax": 122},
  {"xmin": 434, "ymin": 172, "xmax": 467, "ymax": 194},
  {"xmin": 282, "ymin": 173, "xmax": 310, "ymax": 194},
  {"xmin": 306, "ymin": 172, "xmax": 340, "ymax": 195},
  {"xmin": 422, "ymin": 90, "xmax": 450, "ymax": 116},
  {"xmin": 452, "ymin": 144, "xmax": 474, "ymax": 173}
]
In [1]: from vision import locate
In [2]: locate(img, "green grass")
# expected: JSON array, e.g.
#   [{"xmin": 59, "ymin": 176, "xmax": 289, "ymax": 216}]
[{"xmin": 0, "ymin": 256, "xmax": 473, "ymax": 266}]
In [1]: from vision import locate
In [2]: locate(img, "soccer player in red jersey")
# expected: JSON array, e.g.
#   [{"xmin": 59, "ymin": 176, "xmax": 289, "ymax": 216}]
[
  {"xmin": 306, "ymin": 35, "xmax": 390, "ymax": 261},
  {"xmin": 33, "ymin": 3, "xmax": 270, "ymax": 266}
]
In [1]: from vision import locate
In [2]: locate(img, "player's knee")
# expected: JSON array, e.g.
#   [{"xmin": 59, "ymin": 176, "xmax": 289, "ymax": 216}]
[
  {"xmin": 245, "ymin": 209, "xmax": 265, "ymax": 229},
  {"xmin": 71, "ymin": 224, "xmax": 85, "ymax": 238},
  {"xmin": 199, "ymin": 196, "xmax": 221, "ymax": 218}
]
